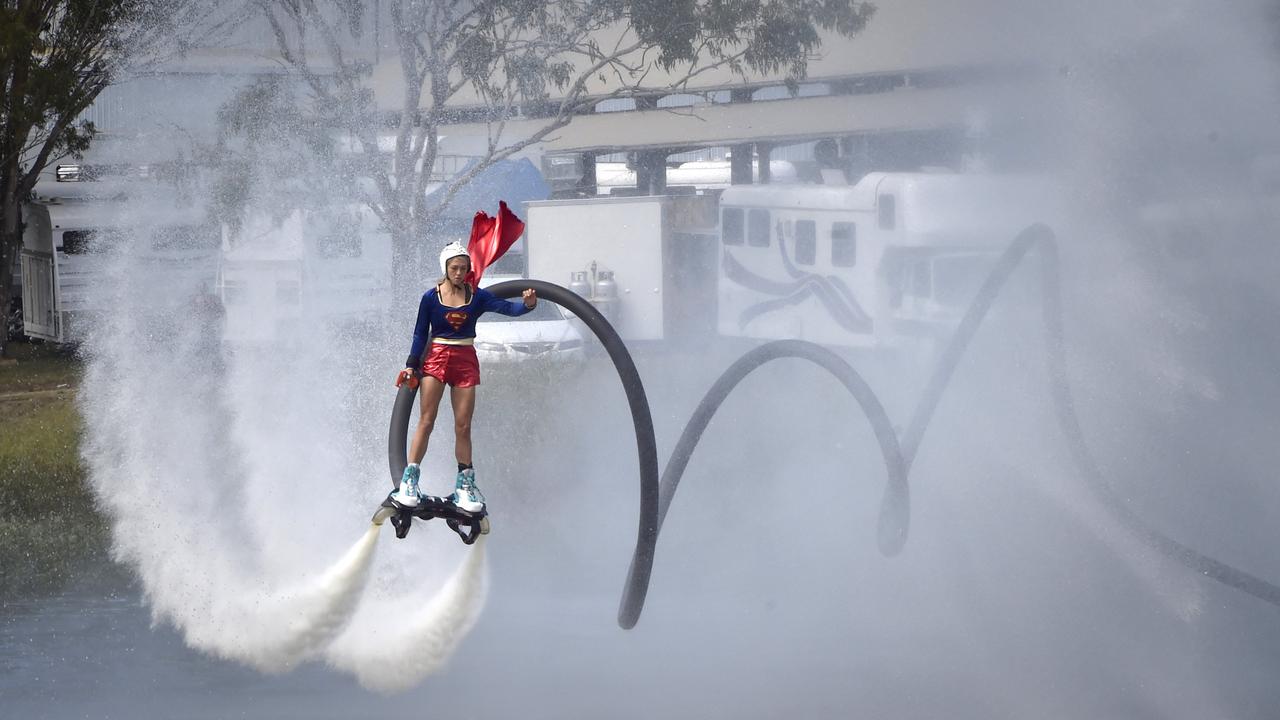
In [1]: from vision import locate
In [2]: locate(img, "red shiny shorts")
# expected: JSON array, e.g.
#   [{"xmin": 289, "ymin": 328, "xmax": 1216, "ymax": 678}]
[{"xmin": 422, "ymin": 343, "xmax": 481, "ymax": 387}]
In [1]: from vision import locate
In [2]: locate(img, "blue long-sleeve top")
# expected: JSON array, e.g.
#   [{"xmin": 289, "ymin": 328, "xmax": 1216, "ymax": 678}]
[{"xmin": 405, "ymin": 285, "xmax": 531, "ymax": 367}]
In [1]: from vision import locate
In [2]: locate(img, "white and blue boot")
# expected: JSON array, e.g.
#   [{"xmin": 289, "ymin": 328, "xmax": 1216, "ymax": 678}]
[
  {"xmin": 393, "ymin": 464, "xmax": 422, "ymax": 507},
  {"xmin": 451, "ymin": 468, "xmax": 485, "ymax": 513}
]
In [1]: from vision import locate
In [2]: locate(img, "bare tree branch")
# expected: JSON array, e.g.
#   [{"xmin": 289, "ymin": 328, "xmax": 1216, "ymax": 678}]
[{"xmin": 213, "ymin": 0, "xmax": 873, "ymax": 295}]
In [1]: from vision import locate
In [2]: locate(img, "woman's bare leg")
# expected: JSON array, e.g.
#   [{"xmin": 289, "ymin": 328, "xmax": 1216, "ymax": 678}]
[
  {"xmin": 451, "ymin": 384, "xmax": 476, "ymax": 466},
  {"xmin": 409, "ymin": 377, "xmax": 447, "ymax": 463}
]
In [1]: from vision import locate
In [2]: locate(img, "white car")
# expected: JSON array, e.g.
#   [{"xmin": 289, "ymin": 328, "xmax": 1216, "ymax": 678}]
[{"xmin": 474, "ymin": 286, "xmax": 585, "ymax": 366}]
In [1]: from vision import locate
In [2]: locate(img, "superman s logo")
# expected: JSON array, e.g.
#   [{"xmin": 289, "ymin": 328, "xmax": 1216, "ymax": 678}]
[{"xmin": 445, "ymin": 310, "xmax": 469, "ymax": 330}]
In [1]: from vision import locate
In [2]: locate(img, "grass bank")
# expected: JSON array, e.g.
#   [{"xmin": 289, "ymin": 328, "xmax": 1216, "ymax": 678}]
[{"xmin": 0, "ymin": 340, "xmax": 109, "ymax": 598}]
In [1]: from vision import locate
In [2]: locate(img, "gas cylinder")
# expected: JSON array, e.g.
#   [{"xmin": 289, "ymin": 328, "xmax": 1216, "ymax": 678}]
[
  {"xmin": 594, "ymin": 270, "xmax": 618, "ymax": 302},
  {"xmin": 569, "ymin": 271, "xmax": 591, "ymax": 298},
  {"xmin": 593, "ymin": 270, "xmax": 619, "ymax": 321}
]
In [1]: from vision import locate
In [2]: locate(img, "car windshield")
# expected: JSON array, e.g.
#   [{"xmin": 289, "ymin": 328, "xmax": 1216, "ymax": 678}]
[{"xmin": 478, "ymin": 300, "xmax": 564, "ymax": 322}]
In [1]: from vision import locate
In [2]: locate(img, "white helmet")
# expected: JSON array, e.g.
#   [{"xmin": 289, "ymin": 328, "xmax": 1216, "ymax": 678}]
[{"xmin": 439, "ymin": 241, "xmax": 470, "ymax": 275}]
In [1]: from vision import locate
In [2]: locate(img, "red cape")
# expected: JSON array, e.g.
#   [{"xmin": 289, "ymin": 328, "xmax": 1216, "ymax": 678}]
[{"xmin": 464, "ymin": 200, "xmax": 525, "ymax": 286}]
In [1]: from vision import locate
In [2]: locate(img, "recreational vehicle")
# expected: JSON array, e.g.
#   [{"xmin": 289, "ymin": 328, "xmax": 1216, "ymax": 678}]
[
  {"xmin": 525, "ymin": 172, "xmax": 1060, "ymax": 350},
  {"xmin": 216, "ymin": 206, "xmax": 392, "ymax": 345},
  {"xmin": 19, "ymin": 182, "xmax": 218, "ymax": 343},
  {"xmin": 716, "ymin": 172, "xmax": 1061, "ymax": 348}
]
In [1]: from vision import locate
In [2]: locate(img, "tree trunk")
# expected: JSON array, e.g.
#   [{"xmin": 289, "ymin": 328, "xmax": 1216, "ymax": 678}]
[
  {"xmin": 0, "ymin": 180, "xmax": 22, "ymax": 359},
  {"xmin": 0, "ymin": 225, "xmax": 18, "ymax": 359}
]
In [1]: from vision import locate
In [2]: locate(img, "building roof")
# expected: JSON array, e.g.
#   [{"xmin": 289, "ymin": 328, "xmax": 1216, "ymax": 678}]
[{"xmin": 429, "ymin": 80, "xmax": 1054, "ymax": 155}]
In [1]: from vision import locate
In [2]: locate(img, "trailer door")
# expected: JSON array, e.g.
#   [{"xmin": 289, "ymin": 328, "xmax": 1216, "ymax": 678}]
[{"xmin": 19, "ymin": 249, "xmax": 58, "ymax": 340}]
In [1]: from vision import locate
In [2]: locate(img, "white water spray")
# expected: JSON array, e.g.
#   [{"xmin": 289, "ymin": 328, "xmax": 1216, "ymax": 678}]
[
  {"xmin": 74, "ymin": 202, "xmax": 487, "ymax": 685},
  {"xmin": 327, "ymin": 537, "xmax": 490, "ymax": 692}
]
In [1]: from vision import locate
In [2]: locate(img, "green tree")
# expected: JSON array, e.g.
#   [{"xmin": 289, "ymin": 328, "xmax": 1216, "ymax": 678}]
[
  {"xmin": 0, "ymin": 0, "xmax": 228, "ymax": 356},
  {"xmin": 228, "ymin": 0, "xmax": 875, "ymax": 288}
]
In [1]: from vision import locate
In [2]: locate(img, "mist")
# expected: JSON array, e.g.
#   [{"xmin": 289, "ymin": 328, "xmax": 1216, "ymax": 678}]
[{"xmin": 47, "ymin": 0, "xmax": 1280, "ymax": 717}]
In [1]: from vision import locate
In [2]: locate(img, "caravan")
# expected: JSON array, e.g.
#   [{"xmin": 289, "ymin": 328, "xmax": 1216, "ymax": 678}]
[
  {"xmin": 716, "ymin": 172, "xmax": 1061, "ymax": 348},
  {"xmin": 19, "ymin": 181, "xmax": 218, "ymax": 343}
]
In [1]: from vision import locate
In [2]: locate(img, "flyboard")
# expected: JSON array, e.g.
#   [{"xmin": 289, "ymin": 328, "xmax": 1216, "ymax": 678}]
[{"xmin": 371, "ymin": 379, "xmax": 491, "ymax": 545}]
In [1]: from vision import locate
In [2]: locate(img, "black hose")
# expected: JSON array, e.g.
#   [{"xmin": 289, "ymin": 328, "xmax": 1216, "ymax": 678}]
[
  {"xmin": 388, "ymin": 383, "xmax": 416, "ymax": 488},
  {"xmin": 898, "ymin": 224, "xmax": 1055, "ymax": 469},
  {"xmin": 649, "ymin": 341, "xmax": 910, "ymax": 554},
  {"xmin": 628, "ymin": 222, "xmax": 1280, "ymax": 617},
  {"xmin": 909, "ymin": 224, "xmax": 1280, "ymax": 605},
  {"xmin": 1030, "ymin": 236, "xmax": 1280, "ymax": 605}
]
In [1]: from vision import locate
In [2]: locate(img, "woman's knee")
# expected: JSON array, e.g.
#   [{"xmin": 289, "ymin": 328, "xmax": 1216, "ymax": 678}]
[
  {"xmin": 454, "ymin": 417, "xmax": 471, "ymax": 437},
  {"xmin": 417, "ymin": 415, "xmax": 437, "ymax": 434}
]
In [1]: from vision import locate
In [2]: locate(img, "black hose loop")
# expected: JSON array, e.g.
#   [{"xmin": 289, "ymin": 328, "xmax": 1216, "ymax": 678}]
[
  {"xmin": 1032, "ymin": 236, "xmax": 1280, "ymax": 605},
  {"xmin": 389, "ymin": 382, "xmax": 418, "ymax": 487},
  {"xmin": 899, "ymin": 223, "xmax": 1052, "ymax": 469},
  {"xmin": 649, "ymin": 340, "xmax": 909, "ymax": 557},
  {"xmin": 484, "ymin": 279, "xmax": 660, "ymax": 629},
  {"xmin": 900, "ymin": 222, "xmax": 1280, "ymax": 608},
  {"xmin": 636, "ymin": 221, "xmax": 1280, "ymax": 615}
]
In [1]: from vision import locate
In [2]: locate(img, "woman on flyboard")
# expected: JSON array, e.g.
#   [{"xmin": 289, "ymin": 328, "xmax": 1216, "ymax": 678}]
[{"xmin": 393, "ymin": 201, "xmax": 536, "ymax": 512}]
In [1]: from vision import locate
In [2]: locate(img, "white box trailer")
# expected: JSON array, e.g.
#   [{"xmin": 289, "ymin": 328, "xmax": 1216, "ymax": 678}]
[
  {"xmin": 217, "ymin": 205, "xmax": 392, "ymax": 345},
  {"xmin": 524, "ymin": 194, "xmax": 719, "ymax": 343},
  {"xmin": 716, "ymin": 172, "xmax": 1062, "ymax": 348},
  {"xmin": 19, "ymin": 183, "xmax": 217, "ymax": 343}
]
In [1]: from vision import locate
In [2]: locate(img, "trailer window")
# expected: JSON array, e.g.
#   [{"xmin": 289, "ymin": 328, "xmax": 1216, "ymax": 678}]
[
  {"xmin": 932, "ymin": 255, "xmax": 990, "ymax": 306},
  {"xmin": 721, "ymin": 208, "xmax": 744, "ymax": 246},
  {"xmin": 152, "ymin": 224, "xmax": 219, "ymax": 252},
  {"xmin": 831, "ymin": 222, "xmax": 856, "ymax": 267},
  {"xmin": 60, "ymin": 229, "xmax": 123, "ymax": 255},
  {"xmin": 878, "ymin": 194, "xmax": 896, "ymax": 230},
  {"xmin": 794, "ymin": 220, "xmax": 816, "ymax": 266},
  {"xmin": 60, "ymin": 230, "xmax": 94, "ymax": 255},
  {"xmin": 747, "ymin": 209, "xmax": 770, "ymax": 247}
]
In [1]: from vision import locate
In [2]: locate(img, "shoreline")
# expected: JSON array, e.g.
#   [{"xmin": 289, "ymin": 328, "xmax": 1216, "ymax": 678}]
[{"xmin": 0, "ymin": 340, "xmax": 108, "ymax": 599}]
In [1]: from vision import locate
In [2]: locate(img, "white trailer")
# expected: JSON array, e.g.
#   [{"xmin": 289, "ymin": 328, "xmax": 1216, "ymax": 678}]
[
  {"xmin": 217, "ymin": 205, "xmax": 392, "ymax": 345},
  {"xmin": 525, "ymin": 194, "xmax": 719, "ymax": 343},
  {"xmin": 716, "ymin": 172, "xmax": 1061, "ymax": 348},
  {"xmin": 19, "ymin": 182, "xmax": 218, "ymax": 343}
]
